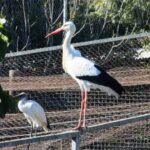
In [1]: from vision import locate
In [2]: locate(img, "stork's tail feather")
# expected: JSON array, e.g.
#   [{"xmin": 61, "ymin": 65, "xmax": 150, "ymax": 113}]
[
  {"xmin": 94, "ymin": 65, "xmax": 125, "ymax": 97},
  {"xmin": 105, "ymin": 74, "xmax": 125, "ymax": 98}
]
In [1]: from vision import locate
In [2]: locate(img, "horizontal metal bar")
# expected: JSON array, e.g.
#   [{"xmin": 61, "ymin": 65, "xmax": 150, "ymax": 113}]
[
  {"xmin": 0, "ymin": 130, "xmax": 80, "ymax": 148},
  {"xmin": 0, "ymin": 113, "xmax": 149, "ymax": 148},
  {"xmin": 86, "ymin": 113, "xmax": 150, "ymax": 133},
  {"xmin": 5, "ymin": 32, "xmax": 150, "ymax": 58},
  {"xmin": 73, "ymin": 32, "xmax": 150, "ymax": 47},
  {"xmin": 5, "ymin": 45, "xmax": 62, "ymax": 58}
]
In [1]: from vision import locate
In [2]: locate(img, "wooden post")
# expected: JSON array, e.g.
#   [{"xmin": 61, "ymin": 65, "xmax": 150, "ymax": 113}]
[
  {"xmin": 71, "ymin": 136, "xmax": 80, "ymax": 150},
  {"xmin": 9, "ymin": 70, "xmax": 16, "ymax": 95}
]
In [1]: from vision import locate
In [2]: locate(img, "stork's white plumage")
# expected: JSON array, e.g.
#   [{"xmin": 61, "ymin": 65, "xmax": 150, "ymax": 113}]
[
  {"xmin": 70, "ymin": 45, "xmax": 81, "ymax": 57},
  {"xmin": 46, "ymin": 21, "xmax": 124, "ymax": 129},
  {"xmin": 16, "ymin": 92, "xmax": 50, "ymax": 136}
]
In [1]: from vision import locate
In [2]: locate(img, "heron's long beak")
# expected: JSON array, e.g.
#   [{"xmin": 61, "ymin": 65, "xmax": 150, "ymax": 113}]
[
  {"xmin": 13, "ymin": 94, "xmax": 20, "ymax": 99},
  {"xmin": 13, "ymin": 92, "xmax": 27, "ymax": 99},
  {"xmin": 45, "ymin": 27, "xmax": 64, "ymax": 38}
]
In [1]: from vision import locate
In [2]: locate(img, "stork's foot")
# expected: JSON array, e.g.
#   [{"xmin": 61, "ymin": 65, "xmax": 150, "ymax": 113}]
[
  {"xmin": 73, "ymin": 122, "xmax": 82, "ymax": 130},
  {"xmin": 73, "ymin": 124, "xmax": 82, "ymax": 130},
  {"xmin": 81, "ymin": 124, "xmax": 87, "ymax": 129},
  {"xmin": 73, "ymin": 123, "xmax": 87, "ymax": 130}
]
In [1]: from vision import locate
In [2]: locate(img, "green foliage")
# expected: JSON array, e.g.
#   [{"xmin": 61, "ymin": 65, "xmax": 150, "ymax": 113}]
[
  {"xmin": 0, "ymin": 17, "xmax": 17, "ymax": 118},
  {"xmin": 140, "ymin": 37, "xmax": 150, "ymax": 51},
  {"xmin": 89, "ymin": 0, "xmax": 150, "ymax": 26},
  {"xmin": 71, "ymin": 0, "xmax": 150, "ymax": 42},
  {"xmin": 0, "ymin": 85, "xmax": 17, "ymax": 118},
  {"xmin": 0, "ymin": 17, "xmax": 10, "ymax": 61}
]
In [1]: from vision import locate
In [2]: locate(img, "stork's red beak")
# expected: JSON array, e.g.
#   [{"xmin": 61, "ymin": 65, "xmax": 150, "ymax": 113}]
[{"xmin": 45, "ymin": 27, "xmax": 64, "ymax": 38}]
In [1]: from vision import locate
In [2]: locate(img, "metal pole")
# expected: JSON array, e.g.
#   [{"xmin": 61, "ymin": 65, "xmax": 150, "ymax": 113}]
[
  {"xmin": 72, "ymin": 136, "xmax": 80, "ymax": 150},
  {"xmin": 63, "ymin": 0, "xmax": 67, "ymax": 24},
  {"xmin": 9, "ymin": 70, "xmax": 16, "ymax": 95}
]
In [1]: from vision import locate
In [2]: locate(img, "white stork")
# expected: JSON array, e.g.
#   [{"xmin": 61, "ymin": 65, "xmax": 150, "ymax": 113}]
[
  {"xmin": 46, "ymin": 21, "xmax": 124, "ymax": 129},
  {"xmin": 15, "ymin": 92, "xmax": 50, "ymax": 136}
]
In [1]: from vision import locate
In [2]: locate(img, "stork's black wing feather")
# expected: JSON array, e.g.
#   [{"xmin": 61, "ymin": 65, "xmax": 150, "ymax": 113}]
[{"xmin": 76, "ymin": 65, "xmax": 125, "ymax": 96}]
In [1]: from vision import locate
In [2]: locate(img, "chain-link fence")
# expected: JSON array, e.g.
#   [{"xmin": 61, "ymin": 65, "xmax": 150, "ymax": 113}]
[{"xmin": 0, "ymin": 32, "xmax": 150, "ymax": 149}]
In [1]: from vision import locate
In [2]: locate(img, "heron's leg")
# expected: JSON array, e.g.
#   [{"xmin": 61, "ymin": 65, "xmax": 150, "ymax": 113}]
[
  {"xmin": 82, "ymin": 91, "xmax": 88, "ymax": 128},
  {"xmin": 35, "ymin": 127, "xmax": 38, "ymax": 137},
  {"xmin": 26, "ymin": 143, "xmax": 31, "ymax": 150},
  {"xmin": 30, "ymin": 123, "xmax": 33, "ymax": 137},
  {"xmin": 74, "ymin": 91, "xmax": 85, "ymax": 129}
]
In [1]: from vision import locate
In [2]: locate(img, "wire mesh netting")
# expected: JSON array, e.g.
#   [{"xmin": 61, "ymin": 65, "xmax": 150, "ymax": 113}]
[
  {"xmin": 0, "ymin": 33, "xmax": 150, "ymax": 149},
  {"xmin": 81, "ymin": 119, "xmax": 150, "ymax": 150},
  {"xmin": 2, "ymin": 139, "xmax": 72, "ymax": 150}
]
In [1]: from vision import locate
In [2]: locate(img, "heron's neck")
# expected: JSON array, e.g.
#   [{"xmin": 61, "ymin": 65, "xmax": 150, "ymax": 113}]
[
  {"xmin": 18, "ymin": 97, "xmax": 27, "ymax": 111},
  {"xmin": 19, "ymin": 97, "xmax": 27, "ymax": 105}
]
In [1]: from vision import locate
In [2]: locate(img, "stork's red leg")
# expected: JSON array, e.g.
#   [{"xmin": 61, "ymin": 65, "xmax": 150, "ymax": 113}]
[
  {"xmin": 82, "ymin": 91, "xmax": 87, "ymax": 128},
  {"xmin": 74, "ymin": 91, "xmax": 85, "ymax": 130}
]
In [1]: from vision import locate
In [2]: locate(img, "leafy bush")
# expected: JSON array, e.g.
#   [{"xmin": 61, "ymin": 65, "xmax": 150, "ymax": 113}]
[{"xmin": 0, "ymin": 17, "xmax": 17, "ymax": 118}]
